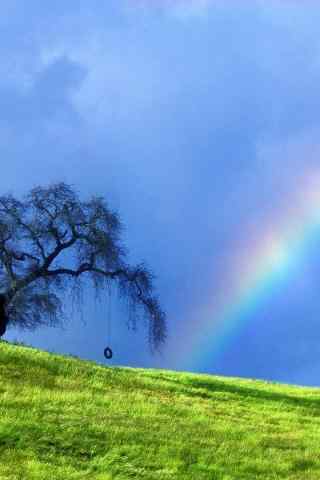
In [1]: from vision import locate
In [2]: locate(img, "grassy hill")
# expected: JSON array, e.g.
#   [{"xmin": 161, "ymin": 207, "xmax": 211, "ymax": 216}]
[{"xmin": 0, "ymin": 342, "xmax": 320, "ymax": 480}]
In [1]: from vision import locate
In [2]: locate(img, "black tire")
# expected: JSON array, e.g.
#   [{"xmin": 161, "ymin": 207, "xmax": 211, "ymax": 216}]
[{"xmin": 104, "ymin": 347, "xmax": 113, "ymax": 359}]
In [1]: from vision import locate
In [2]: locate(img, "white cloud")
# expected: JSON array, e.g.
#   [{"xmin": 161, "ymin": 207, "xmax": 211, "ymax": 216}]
[
  {"xmin": 255, "ymin": 128, "xmax": 320, "ymax": 199},
  {"xmin": 168, "ymin": 0, "xmax": 212, "ymax": 19},
  {"xmin": 126, "ymin": 0, "xmax": 318, "ymax": 22},
  {"xmin": 125, "ymin": 0, "xmax": 217, "ymax": 20}
]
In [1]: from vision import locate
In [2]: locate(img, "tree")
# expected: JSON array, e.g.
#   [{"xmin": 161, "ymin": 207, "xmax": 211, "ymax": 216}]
[{"xmin": 0, "ymin": 183, "xmax": 166, "ymax": 350}]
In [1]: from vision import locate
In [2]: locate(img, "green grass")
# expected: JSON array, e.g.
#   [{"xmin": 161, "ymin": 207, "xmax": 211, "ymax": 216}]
[{"xmin": 0, "ymin": 341, "xmax": 320, "ymax": 479}]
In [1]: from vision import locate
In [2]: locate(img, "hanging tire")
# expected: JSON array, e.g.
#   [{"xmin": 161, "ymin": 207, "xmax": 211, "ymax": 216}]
[{"xmin": 104, "ymin": 347, "xmax": 113, "ymax": 359}]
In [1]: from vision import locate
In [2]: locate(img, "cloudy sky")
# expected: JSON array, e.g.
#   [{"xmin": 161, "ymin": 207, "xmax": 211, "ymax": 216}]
[{"xmin": 2, "ymin": 0, "xmax": 320, "ymax": 386}]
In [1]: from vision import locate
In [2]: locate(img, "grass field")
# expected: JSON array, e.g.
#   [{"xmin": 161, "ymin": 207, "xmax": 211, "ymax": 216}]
[{"xmin": 0, "ymin": 341, "xmax": 320, "ymax": 479}]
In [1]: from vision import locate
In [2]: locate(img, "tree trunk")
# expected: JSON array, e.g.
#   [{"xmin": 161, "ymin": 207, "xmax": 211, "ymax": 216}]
[{"xmin": 0, "ymin": 294, "xmax": 8, "ymax": 337}]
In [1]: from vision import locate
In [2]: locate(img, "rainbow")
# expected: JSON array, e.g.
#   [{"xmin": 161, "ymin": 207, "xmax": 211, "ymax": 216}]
[{"xmin": 168, "ymin": 171, "xmax": 320, "ymax": 371}]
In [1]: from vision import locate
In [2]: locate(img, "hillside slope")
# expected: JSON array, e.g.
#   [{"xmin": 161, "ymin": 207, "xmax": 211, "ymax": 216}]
[{"xmin": 0, "ymin": 341, "xmax": 320, "ymax": 480}]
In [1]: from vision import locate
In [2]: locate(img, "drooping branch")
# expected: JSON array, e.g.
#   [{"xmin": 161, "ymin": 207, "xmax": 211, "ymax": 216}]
[
  {"xmin": 9, "ymin": 250, "xmax": 40, "ymax": 264},
  {"xmin": 43, "ymin": 264, "xmax": 165, "ymax": 340}
]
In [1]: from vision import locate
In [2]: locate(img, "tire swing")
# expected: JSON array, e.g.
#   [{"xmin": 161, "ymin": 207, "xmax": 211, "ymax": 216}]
[
  {"xmin": 104, "ymin": 346, "xmax": 113, "ymax": 360},
  {"xmin": 104, "ymin": 288, "xmax": 113, "ymax": 360}
]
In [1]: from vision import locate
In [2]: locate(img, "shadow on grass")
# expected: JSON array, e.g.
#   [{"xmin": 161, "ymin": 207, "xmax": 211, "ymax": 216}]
[{"xmin": 144, "ymin": 373, "xmax": 320, "ymax": 412}]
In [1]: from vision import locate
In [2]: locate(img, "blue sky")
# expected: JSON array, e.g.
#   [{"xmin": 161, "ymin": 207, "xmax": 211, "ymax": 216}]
[{"xmin": 2, "ymin": 1, "xmax": 320, "ymax": 386}]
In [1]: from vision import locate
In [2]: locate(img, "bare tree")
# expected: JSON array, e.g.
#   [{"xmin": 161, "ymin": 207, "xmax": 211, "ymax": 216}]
[{"xmin": 0, "ymin": 183, "xmax": 166, "ymax": 350}]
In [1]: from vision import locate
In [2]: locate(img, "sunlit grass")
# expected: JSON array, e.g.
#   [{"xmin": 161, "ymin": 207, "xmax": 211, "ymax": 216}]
[{"xmin": 0, "ymin": 340, "xmax": 320, "ymax": 479}]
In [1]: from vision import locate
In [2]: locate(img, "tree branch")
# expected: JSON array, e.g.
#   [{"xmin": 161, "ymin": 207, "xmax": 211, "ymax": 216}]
[
  {"xmin": 5, "ymin": 236, "xmax": 78, "ymax": 301},
  {"xmin": 10, "ymin": 250, "xmax": 40, "ymax": 264},
  {"xmin": 45, "ymin": 265, "xmax": 124, "ymax": 278},
  {"xmin": 42, "ymin": 235, "xmax": 78, "ymax": 271}
]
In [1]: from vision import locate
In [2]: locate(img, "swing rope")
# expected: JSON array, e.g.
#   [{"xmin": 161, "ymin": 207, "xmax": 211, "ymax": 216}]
[
  {"xmin": 107, "ymin": 287, "xmax": 111, "ymax": 344},
  {"xmin": 104, "ymin": 286, "xmax": 113, "ymax": 360}
]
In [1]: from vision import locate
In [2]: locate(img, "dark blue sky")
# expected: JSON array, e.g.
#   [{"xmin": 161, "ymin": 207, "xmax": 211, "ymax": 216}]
[{"xmin": 2, "ymin": 1, "xmax": 320, "ymax": 386}]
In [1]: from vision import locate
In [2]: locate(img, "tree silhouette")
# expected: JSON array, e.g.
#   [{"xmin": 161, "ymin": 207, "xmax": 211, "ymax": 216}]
[{"xmin": 0, "ymin": 183, "xmax": 166, "ymax": 350}]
